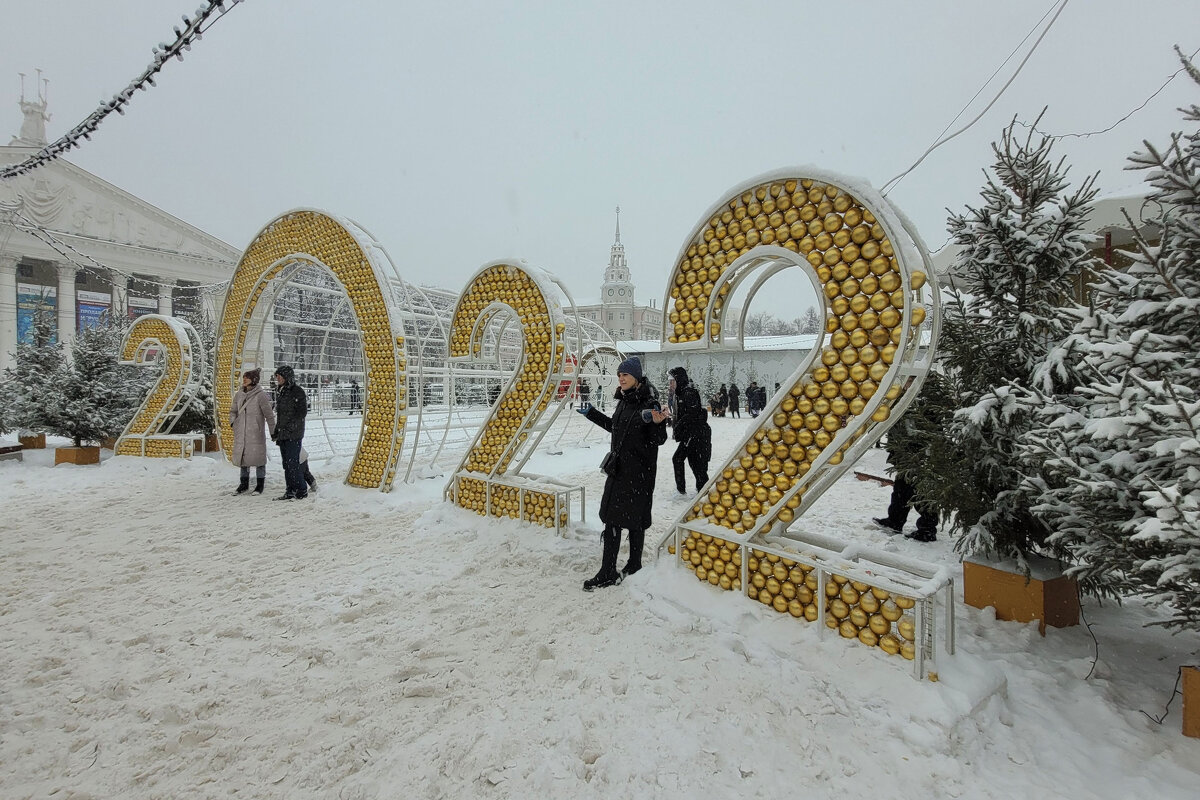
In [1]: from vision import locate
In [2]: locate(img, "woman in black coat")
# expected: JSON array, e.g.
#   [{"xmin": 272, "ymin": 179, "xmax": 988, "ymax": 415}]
[{"xmin": 579, "ymin": 357, "xmax": 669, "ymax": 591}]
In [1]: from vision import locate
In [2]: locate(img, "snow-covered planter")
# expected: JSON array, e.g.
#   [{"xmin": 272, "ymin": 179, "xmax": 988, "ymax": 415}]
[
  {"xmin": 18, "ymin": 432, "xmax": 45, "ymax": 449},
  {"xmin": 963, "ymin": 553, "xmax": 1079, "ymax": 635},
  {"xmin": 1184, "ymin": 667, "xmax": 1200, "ymax": 739},
  {"xmin": 54, "ymin": 445, "xmax": 101, "ymax": 466}
]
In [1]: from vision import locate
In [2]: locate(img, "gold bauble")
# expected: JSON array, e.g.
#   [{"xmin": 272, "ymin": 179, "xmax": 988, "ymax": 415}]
[
  {"xmin": 879, "ymin": 634, "xmax": 901, "ymax": 655},
  {"xmin": 895, "ymin": 594, "xmax": 916, "ymax": 610},
  {"xmin": 898, "ymin": 617, "xmax": 916, "ymax": 641},
  {"xmin": 881, "ymin": 600, "xmax": 902, "ymax": 622},
  {"xmin": 839, "ymin": 620, "xmax": 859, "ymax": 639}
]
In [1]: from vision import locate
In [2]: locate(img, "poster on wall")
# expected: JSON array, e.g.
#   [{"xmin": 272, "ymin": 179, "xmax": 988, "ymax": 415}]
[
  {"xmin": 128, "ymin": 296, "xmax": 158, "ymax": 319},
  {"xmin": 77, "ymin": 290, "xmax": 113, "ymax": 331},
  {"xmin": 16, "ymin": 283, "xmax": 57, "ymax": 345}
]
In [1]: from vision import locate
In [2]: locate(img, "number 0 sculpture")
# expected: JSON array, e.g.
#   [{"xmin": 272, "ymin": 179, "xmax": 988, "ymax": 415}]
[{"xmin": 214, "ymin": 209, "xmax": 408, "ymax": 491}]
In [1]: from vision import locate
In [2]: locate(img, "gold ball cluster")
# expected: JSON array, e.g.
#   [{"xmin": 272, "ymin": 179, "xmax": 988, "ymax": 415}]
[
  {"xmin": 457, "ymin": 476, "xmax": 488, "ymax": 514},
  {"xmin": 449, "ymin": 265, "xmax": 562, "ymax": 476},
  {"xmin": 214, "ymin": 212, "xmax": 406, "ymax": 491},
  {"xmin": 520, "ymin": 489, "xmax": 568, "ymax": 529},
  {"xmin": 667, "ymin": 178, "xmax": 928, "ymax": 348},
  {"xmin": 142, "ymin": 437, "xmax": 189, "ymax": 459},
  {"xmin": 676, "ymin": 532, "xmax": 742, "ymax": 591},
  {"xmin": 746, "ymin": 553, "xmax": 918, "ymax": 659}
]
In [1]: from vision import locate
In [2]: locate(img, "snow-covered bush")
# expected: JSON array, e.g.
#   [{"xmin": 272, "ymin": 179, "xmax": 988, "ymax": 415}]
[
  {"xmin": 0, "ymin": 312, "xmax": 65, "ymax": 437},
  {"xmin": 910, "ymin": 118, "xmax": 1099, "ymax": 563},
  {"xmin": 1023, "ymin": 51, "xmax": 1200, "ymax": 630}
]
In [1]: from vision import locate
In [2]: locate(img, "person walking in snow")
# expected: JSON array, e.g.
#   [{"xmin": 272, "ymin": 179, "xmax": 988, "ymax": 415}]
[
  {"xmin": 715, "ymin": 383, "xmax": 728, "ymax": 418},
  {"xmin": 669, "ymin": 366, "xmax": 711, "ymax": 496},
  {"xmin": 578, "ymin": 379, "xmax": 590, "ymax": 411},
  {"xmin": 230, "ymin": 368, "xmax": 276, "ymax": 496},
  {"xmin": 271, "ymin": 365, "xmax": 309, "ymax": 501},
  {"xmin": 872, "ymin": 397, "xmax": 938, "ymax": 542},
  {"xmin": 727, "ymin": 383, "xmax": 741, "ymax": 418},
  {"xmin": 577, "ymin": 357, "xmax": 669, "ymax": 591}
]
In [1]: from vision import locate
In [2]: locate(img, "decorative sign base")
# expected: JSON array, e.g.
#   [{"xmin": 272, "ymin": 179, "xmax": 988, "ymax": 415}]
[
  {"xmin": 450, "ymin": 472, "xmax": 584, "ymax": 533},
  {"xmin": 670, "ymin": 525, "xmax": 953, "ymax": 680}
]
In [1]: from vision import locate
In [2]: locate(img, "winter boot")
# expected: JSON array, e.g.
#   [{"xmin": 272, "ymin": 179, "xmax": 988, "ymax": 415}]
[
  {"xmin": 252, "ymin": 477, "xmax": 264, "ymax": 496},
  {"xmin": 622, "ymin": 529, "xmax": 644, "ymax": 577},
  {"xmin": 583, "ymin": 528, "xmax": 622, "ymax": 592},
  {"xmin": 234, "ymin": 475, "xmax": 249, "ymax": 495},
  {"xmin": 905, "ymin": 530, "xmax": 937, "ymax": 543},
  {"xmin": 873, "ymin": 517, "xmax": 903, "ymax": 534}
]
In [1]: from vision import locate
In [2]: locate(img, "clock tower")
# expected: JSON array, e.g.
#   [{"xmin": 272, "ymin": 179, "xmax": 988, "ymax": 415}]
[{"xmin": 600, "ymin": 206, "xmax": 635, "ymax": 338}]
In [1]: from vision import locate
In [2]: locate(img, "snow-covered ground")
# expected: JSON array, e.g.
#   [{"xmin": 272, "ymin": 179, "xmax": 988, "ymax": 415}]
[{"xmin": 2, "ymin": 416, "xmax": 1198, "ymax": 799}]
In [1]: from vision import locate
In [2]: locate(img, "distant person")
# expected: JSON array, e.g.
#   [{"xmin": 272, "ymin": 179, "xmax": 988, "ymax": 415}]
[
  {"xmin": 577, "ymin": 357, "xmax": 669, "ymax": 591},
  {"xmin": 488, "ymin": 382, "xmax": 501, "ymax": 406},
  {"xmin": 578, "ymin": 378, "xmax": 590, "ymax": 411},
  {"xmin": 747, "ymin": 381, "xmax": 761, "ymax": 417},
  {"xmin": 727, "ymin": 383, "xmax": 741, "ymax": 418},
  {"xmin": 668, "ymin": 366, "xmax": 711, "ymax": 496},
  {"xmin": 229, "ymin": 368, "xmax": 275, "ymax": 496},
  {"xmin": 271, "ymin": 365, "xmax": 309, "ymax": 501},
  {"xmin": 715, "ymin": 384, "xmax": 728, "ymax": 418},
  {"xmin": 873, "ymin": 398, "xmax": 938, "ymax": 542},
  {"xmin": 348, "ymin": 379, "xmax": 362, "ymax": 414}
]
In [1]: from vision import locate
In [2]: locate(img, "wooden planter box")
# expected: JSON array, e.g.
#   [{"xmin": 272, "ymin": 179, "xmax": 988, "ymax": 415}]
[
  {"xmin": 100, "ymin": 436, "xmax": 119, "ymax": 450},
  {"xmin": 55, "ymin": 446, "xmax": 101, "ymax": 466},
  {"xmin": 205, "ymin": 433, "xmax": 220, "ymax": 452},
  {"xmin": 19, "ymin": 433, "xmax": 46, "ymax": 449},
  {"xmin": 963, "ymin": 554, "xmax": 1080, "ymax": 635},
  {"xmin": 1184, "ymin": 666, "xmax": 1200, "ymax": 739}
]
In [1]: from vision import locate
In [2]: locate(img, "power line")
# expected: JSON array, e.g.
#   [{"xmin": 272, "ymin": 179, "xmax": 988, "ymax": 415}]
[
  {"xmin": 1014, "ymin": 45, "xmax": 1200, "ymax": 141},
  {"xmin": 881, "ymin": 0, "xmax": 1071, "ymax": 196},
  {"xmin": 0, "ymin": 1, "xmax": 246, "ymax": 181}
]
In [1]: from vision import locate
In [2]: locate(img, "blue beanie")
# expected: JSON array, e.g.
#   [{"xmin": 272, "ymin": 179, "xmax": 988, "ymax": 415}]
[{"xmin": 616, "ymin": 357, "xmax": 643, "ymax": 381}]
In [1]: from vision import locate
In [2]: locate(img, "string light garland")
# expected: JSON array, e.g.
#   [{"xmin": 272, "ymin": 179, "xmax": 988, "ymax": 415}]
[
  {"xmin": 0, "ymin": 0, "xmax": 246, "ymax": 181},
  {"xmin": 6, "ymin": 208, "xmax": 232, "ymax": 297}
]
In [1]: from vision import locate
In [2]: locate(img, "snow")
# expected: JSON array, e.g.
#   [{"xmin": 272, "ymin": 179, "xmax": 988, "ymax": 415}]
[{"xmin": 2, "ymin": 418, "xmax": 1199, "ymax": 799}]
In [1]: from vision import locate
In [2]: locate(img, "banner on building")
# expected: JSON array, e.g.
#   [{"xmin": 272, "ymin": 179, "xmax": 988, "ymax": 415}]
[
  {"xmin": 128, "ymin": 296, "xmax": 158, "ymax": 319},
  {"xmin": 16, "ymin": 283, "xmax": 57, "ymax": 345},
  {"xmin": 77, "ymin": 290, "xmax": 113, "ymax": 331}
]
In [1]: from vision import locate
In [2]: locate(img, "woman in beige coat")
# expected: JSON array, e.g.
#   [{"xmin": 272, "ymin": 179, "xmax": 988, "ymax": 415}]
[{"xmin": 230, "ymin": 368, "xmax": 276, "ymax": 495}]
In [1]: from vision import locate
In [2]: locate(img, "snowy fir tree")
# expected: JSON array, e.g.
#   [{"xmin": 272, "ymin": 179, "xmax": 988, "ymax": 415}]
[
  {"xmin": 0, "ymin": 312, "xmax": 67, "ymax": 437},
  {"xmin": 44, "ymin": 315, "xmax": 149, "ymax": 447},
  {"xmin": 1022, "ymin": 52, "xmax": 1200, "ymax": 629},
  {"xmin": 172, "ymin": 310, "xmax": 217, "ymax": 435},
  {"xmin": 911, "ymin": 117, "xmax": 1099, "ymax": 562}
]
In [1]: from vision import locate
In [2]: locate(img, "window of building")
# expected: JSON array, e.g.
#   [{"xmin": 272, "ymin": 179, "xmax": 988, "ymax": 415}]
[{"xmin": 607, "ymin": 312, "xmax": 613, "ymax": 321}]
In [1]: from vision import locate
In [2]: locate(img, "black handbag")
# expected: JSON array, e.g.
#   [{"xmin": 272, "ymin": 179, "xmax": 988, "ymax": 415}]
[{"xmin": 599, "ymin": 404, "xmax": 642, "ymax": 476}]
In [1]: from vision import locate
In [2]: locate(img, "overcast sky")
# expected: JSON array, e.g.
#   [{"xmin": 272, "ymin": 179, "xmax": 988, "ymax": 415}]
[{"xmin": 3, "ymin": 0, "xmax": 1198, "ymax": 318}]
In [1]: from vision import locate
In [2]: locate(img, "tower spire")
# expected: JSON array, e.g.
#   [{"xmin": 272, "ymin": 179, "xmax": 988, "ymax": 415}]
[{"xmin": 614, "ymin": 205, "xmax": 621, "ymax": 244}]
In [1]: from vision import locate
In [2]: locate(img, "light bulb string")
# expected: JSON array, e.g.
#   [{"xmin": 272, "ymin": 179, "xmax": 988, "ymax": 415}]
[{"xmin": 0, "ymin": 1, "xmax": 246, "ymax": 181}]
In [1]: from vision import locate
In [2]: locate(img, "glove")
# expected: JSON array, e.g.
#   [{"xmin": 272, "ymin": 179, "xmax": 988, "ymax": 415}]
[{"xmin": 576, "ymin": 405, "xmax": 589, "ymax": 415}]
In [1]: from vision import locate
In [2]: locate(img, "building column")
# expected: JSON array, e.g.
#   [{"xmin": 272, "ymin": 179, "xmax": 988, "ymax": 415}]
[
  {"xmin": 110, "ymin": 270, "xmax": 129, "ymax": 319},
  {"xmin": 158, "ymin": 279, "xmax": 174, "ymax": 317},
  {"xmin": 0, "ymin": 255, "xmax": 18, "ymax": 373},
  {"xmin": 55, "ymin": 263, "xmax": 77, "ymax": 352}
]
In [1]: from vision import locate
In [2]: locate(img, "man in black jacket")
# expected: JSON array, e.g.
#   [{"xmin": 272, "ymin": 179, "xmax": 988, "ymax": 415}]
[
  {"xmin": 272, "ymin": 365, "xmax": 309, "ymax": 501},
  {"xmin": 668, "ymin": 366, "xmax": 711, "ymax": 496}
]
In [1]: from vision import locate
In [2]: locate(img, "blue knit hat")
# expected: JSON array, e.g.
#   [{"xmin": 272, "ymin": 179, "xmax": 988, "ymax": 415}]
[{"xmin": 616, "ymin": 357, "xmax": 643, "ymax": 381}]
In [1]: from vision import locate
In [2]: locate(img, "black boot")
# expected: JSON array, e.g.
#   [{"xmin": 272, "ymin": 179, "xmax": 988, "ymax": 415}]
[
  {"xmin": 583, "ymin": 528, "xmax": 622, "ymax": 592},
  {"xmin": 622, "ymin": 529, "xmax": 644, "ymax": 577},
  {"xmin": 252, "ymin": 476, "xmax": 264, "ymax": 495},
  {"xmin": 234, "ymin": 475, "xmax": 249, "ymax": 495}
]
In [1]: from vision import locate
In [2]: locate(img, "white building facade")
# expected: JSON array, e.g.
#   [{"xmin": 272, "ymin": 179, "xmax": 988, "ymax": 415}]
[{"xmin": 0, "ymin": 87, "xmax": 239, "ymax": 371}]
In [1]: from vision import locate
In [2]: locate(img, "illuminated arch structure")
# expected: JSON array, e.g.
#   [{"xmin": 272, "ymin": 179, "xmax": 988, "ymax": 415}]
[
  {"xmin": 214, "ymin": 210, "xmax": 622, "ymax": 496},
  {"xmin": 657, "ymin": 169, "xmax": 952, "ymax": 677},
  {"xmin": 215, "ymin": 210, "xmax": 410, "ymax": 490}
]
